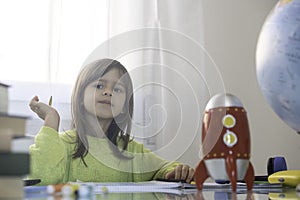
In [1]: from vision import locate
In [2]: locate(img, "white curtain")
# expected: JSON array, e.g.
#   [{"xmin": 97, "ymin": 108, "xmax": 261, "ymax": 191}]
[
  {"xmin": 0, "ymin": 0, "xmax": 225, "ymax": 166},
  {"xmin": 101, "ymin": 0, "xmax": 213, "ymax": 166},
  {"xmin": 0, "ymin": 0, "xmax": 110, "ymax": 134}
]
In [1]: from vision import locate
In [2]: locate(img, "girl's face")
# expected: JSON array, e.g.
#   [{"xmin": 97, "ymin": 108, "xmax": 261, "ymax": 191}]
[{"xmin": 83, "ymin": 67, "xmax": 127, "ymax": 120}]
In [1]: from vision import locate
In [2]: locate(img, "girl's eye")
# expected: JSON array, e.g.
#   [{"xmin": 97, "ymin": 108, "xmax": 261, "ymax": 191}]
[
  {"xmin": 96, "ymin": 84, "xmax": 104, "ymax": 89},
  {"xmin": 113, "ymin": 87, "xmax": 123, "ymax": 93}
]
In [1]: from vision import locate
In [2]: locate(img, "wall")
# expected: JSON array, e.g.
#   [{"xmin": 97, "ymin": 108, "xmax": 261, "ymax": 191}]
[
  {"xmin": 6, "ymin": 0, "xmax": 299, "ymax": 177},
  {"xmin": 200, "ymin": 0, "xmax": 300, "ymax": 174}
]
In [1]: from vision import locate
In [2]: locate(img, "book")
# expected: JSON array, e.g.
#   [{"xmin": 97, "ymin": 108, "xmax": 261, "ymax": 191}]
[
  {"xmin": 0, "ymin": 176, "xmax": 24, "ymax": 199},
  {"xmin": 0, "ymin": 82, "xmax": 9, "ymax": 114},
  {"xmin": 11, "ymin": 135, "xmax": 34, "ymax": 153},
  {"xmin": 75, "ymin": 181, "xmax": 284, "ymax": 195},
  {"xmin": 0, "ymin": 152, "xmax": 30, "ymax": 176},
  {"xmin": 24, "ymin": 181, "xmax": 197, "ymax": 197},
  {"xmin": 24, "ymin": 181, "xmax": 285, "ymax": 198},
  {"xmin": 89, "ymin": 180, "xmax": 195, "ymax": 194},
  {"xmin": 0, "ymin": 113, "xmax": 28, "ymax": 137},
  {"xmin": 0, "ymin": 128, "xmax": 13, "ymax": 152}
]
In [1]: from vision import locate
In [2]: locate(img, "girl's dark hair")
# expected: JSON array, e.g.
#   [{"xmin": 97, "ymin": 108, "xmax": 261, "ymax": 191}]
[{"xmin": 70, "ymin": 58, "xmax": 134, "ymax": 165}]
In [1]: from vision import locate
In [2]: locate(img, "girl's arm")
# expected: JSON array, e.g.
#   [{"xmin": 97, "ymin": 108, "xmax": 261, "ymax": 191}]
[
  {"xmin": 28, "ymin": 126, "xmax": 71, "ymax": 185},
  {"xmin": 129, "ymin": 141, "xmax": 194, "ymax": 183},
  {"xmin": 146, "ymin": 151, "xmax": 194, "ymax": 183},
  {"xmin": 28, "ymin": 96, "xmax": 69, "ymax": 185},
  {"xmin": 164, "ymin": 164, "xmax": 195, "ymax": 183},
  {"xmin": 29, "ymin": 96, "xmax": 60, "ymax": 130}
]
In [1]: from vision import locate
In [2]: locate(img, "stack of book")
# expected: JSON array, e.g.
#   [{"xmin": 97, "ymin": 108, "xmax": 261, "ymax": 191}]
[
  {"xmin": 0, "ymin": 151, "xmax": 30, "ymax": 198},
  {"xmin": 0, "ymin": 82, "xmax": 30, "ymax": 199},
  {"xmin": 0, "ymin": 82, "xmax": 27, "ymax": 137},
  {"xmin": 0, "ymin": 82, "xmax": 9, "ymax": 114},
  {"xmin": 0, "ymin": 126, "xmax": 30, "ymax": 199},
  {"xmin": 0, "ymin": 114, "xmax": 28, "ymax": 137}
]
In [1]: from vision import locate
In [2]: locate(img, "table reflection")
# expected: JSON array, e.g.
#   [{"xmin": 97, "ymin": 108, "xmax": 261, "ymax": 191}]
[{"xmin": 25, "ymin": 190, "xmax": 300, "ymax": 200}]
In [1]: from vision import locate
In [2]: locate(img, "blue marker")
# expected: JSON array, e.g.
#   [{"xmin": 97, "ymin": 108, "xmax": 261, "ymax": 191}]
[
  {"xmin": 25, "ymin": 186, "xmax": 49, "ymax": 199},
  {"xmin": 25, "ymin": 185, "xmax": 48, "ymax": 193}
]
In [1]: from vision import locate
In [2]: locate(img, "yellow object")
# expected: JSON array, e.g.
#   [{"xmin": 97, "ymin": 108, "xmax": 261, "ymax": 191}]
[
  {"xmin": 223, "ymin": 114, "xmax": 236, "ymax": 128},
  {"xmin": 62, "ymin": 184, "xmax": 80, "ymax": 196},
  {"xmin": 48, "ymin": 96, "xmax": 52, "ymax": 106},
  {"xmin": 268, "ymin": 170, "xmax": 300, "ymax": 187},
  {"xmin": 269, "ymin": 190, "xmax": 300, "ymax": 200},
  {"xmin": 101, "ymin": 186, "xmax": 109, "ymax": 194}
]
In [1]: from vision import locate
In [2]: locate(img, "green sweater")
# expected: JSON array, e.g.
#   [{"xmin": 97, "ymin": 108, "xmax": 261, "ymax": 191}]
[{"xmin": 29, "ymin": 126, "xmax": 180, "ymax": 185}]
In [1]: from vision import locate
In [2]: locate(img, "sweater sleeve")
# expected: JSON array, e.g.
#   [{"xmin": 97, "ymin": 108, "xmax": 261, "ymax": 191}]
[
  {"xmin": 128, "ymin": 141, "xmax": 181, "ymax": 181},
  {"xmin": 28, "ymin": 126, "xmax": 72, "ymax": 185}
]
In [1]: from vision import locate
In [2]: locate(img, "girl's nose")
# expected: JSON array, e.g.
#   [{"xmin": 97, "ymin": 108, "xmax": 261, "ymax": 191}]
[{"xmin": 103, "ymin": 91, "xmax": 112, "ymax": 96}]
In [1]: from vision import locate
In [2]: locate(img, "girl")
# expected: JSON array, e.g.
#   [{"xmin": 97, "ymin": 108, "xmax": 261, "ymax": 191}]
[{"xmin": 29, "ymin": 58, "xmax": 194, "ymax": 185}]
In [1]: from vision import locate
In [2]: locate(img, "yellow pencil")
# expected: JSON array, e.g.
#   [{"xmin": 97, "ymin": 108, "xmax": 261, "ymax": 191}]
[{"xmin": 48, "ymin": 96, "xmax": 52, "ymax": 106}]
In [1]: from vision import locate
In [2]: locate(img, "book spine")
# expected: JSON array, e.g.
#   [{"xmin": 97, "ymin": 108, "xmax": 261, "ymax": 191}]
[{"xmin": 0, "ymin": 153, "xmax": 30, "ymax": 176}]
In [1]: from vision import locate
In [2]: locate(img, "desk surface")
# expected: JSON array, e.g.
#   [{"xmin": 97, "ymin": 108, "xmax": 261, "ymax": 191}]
[{"xmin": 24, "ymin": 189, "xmax": 300, "ymax": 200}]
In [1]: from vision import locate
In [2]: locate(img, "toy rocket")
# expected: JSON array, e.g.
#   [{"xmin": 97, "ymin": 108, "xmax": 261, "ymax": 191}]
[{"xmin": 194, "ymin": 93, "xmax": 254, "ymax": 192}]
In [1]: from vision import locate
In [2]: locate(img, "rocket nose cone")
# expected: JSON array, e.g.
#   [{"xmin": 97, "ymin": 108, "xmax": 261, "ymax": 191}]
[{"xmin": 205, "ymin": 93, "xmax": 244, "ymax": 110}]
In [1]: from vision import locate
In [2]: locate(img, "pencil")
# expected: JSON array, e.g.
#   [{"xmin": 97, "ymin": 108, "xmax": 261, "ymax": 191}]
[{"xmin": 48, "ymin": 96, "xmax": 52, "ymax": 106}]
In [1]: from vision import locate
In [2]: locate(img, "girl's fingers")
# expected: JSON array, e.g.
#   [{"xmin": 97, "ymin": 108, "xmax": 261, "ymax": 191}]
[
  {"xmin": 180, "ymin": 165, "xmax": 189, "ymax": 180},
  {"xmin": 186, "ymin": 167, "xmax": 195, "ymax": 183},
  {"xmin": 174, "ymin": 165, "xmax": 183, "ymax": 180},
  {"xmin": 165, "ymin": 165, "xmax": 195, "ymax": 183},
  {"xmin": 165, "ymin": 169, "xmax": 175, "ymax": 179},
  {"xmin": 29, "ymin": 96, "xmax": 39, "ymax": 107}
]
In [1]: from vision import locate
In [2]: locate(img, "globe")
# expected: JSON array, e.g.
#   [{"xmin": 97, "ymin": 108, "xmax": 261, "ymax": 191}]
[{"xmin": 256, "ymin": 0, "xmax": 300, "ymax": 134}]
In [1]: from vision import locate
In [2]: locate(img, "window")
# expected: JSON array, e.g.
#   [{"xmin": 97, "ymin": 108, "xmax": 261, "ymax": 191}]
[
  {"xmin": 0, "ymin": 0, "xmax": 109, "ymax": 134},
  {"xmin": 0, "ymin": 0, "xmax": 108, "ymax": 84}
]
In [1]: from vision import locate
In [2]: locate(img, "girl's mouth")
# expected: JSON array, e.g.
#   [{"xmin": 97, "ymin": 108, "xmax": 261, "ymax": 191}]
[{"xmin": 98, "ymin": 100, "xmax": 112, "ymax": 106}]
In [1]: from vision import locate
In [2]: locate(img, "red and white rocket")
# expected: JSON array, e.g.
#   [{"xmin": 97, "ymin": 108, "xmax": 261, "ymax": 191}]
[{"xmin": 194, "ymin": 93, "xmax": 254, "ymax": 192}]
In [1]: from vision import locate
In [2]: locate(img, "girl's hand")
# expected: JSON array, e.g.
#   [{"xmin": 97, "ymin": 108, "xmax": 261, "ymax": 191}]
[
  {"xmin": 29, "ymin": 96, "xmax": 60, "ymax": 131},
  {"xmin": 165, "ymin": 164, "xmax": 195, "ymax": 183}
]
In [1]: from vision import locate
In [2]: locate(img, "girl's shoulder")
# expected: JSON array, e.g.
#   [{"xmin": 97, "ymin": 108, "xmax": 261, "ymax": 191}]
[
  {"xmin": 126, "ymin": 139, "xmax": 151, "ymax": 153},
  {"xmin": 59, "ymin": 129, "xmax": 77, "ymax": 143}
]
